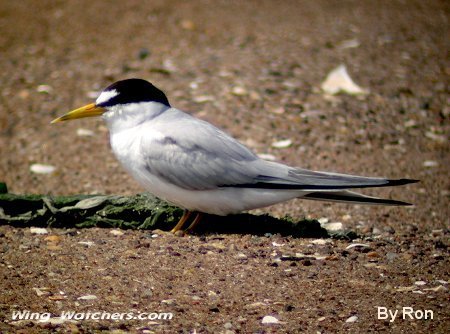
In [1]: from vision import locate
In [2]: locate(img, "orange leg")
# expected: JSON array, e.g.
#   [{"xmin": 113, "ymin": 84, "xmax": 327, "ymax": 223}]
[
  {"xmin": 184, "ymin": 212, "xmax": 203, "ymax": 234},
  {"xmin": 170, "ymin": 210, "xmax": 193, "ymax": 233}
]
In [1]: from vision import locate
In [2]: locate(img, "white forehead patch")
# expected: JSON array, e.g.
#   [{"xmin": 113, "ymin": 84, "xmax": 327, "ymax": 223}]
[{"xmin": 96, "ymin": 89, "xmax": 118, "ymax": 105}]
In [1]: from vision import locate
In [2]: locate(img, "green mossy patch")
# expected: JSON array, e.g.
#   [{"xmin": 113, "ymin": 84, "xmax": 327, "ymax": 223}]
[{"xmin": 0, "ymin": 190, "xmax": 355, "ymax": 238}]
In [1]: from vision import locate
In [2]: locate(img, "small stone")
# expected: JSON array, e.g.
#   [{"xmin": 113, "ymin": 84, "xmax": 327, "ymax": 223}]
[
  {"xmin": 271, "ymin": 107, "xmax": 285, "ymax": 114},
  {"xmin": 386, "ymin": 252, "xmax": 398, "ymax": 261},
  {"xmin": 78, "ymin": 241, "xmax": 94, "ymax": 247},
  {"xmin": 423, "ymin": 160, "xmax": 438, "ymax": 167},
  {"xmin": 346, "ymin": 243, "xmax": 371, "ymax": 251},
  {"xmin": 345, "ymin": 315, "xmax": 358, "ymax": 323},
  {"xmin": 311, "ymin": 239, "xmax": 331, "ymax": 245},
  {"xmin": 30, "ymin": 227, "xmax": 48, "ymax": 235},
  {"xmin": 142, "ymin": 289, "xmax": 153, "ymax": 298},
  {"xmin": 414, "ymin": 280, "xmax": 427, "ymax": 286},
  {"xmin": 45, "ymin": 235, "xmax": 61, "ymax": 243},
  {"xmin": 272, "ymin": 242, "xmax": 285, "ymax": 247},
  {"xmin": 425, "ymin": 131, "xmax": 446, "ymax": 143},
  {"xmin": 404, "ymin": 119, "xmax": 417, "ymax": 128},
  {"xmin": 36, "ymin": 84, "xmax": 53, "ymax": 94},
  {"xmin": 231, "ymin": 86, "xmax": 248, "ymax": 96},
  {"xmin": 110, "ymin": 229, "xmax": 124, "ymax": 236},
  {"xmin": 193, "ymin": 95, "xmax": 214, "ymax": 103},
  {"xmin": 77, "ymin": 128, "xmax": 95, "ymax": 137},
  {"xmin": 77, "ymin": 295, "xmax": 97, "ymax": 300},
  {"xmin": 271, "ymin": 139, "xmax": 292, "ymax": 148},
  {"xmin": 261, "ymin": 315, "xmax": 279, "ymax": 324},
  {"xmin": 33, "ymin": 287, "xmax": 50, "ymax": 296},
  {"xmin": 30, "ymin": 164, "xmax": 56, "ymax": 174},
  {"xmin": 367, "ymin": 251, "xmax": 379, "ymax": 258},
  {"xmin": 236, "ymin": 253, "xmax": 248, "ymax": 259},
  {"xmin": 161, "ymin": 299, "xmax": 176, "ymax": 305},
  {"xmin": 257, "ymin": 153, "xmax": 277, "ymax": 161},
  {"xmin": 245, "ymin": 302, "xmax": 267, "ymax": 309},
  {"xmin": 321, "ymin": 222, "xmax": 343, "ymax": 231},
  {"xmin": 180, "ymin": 19, "xmax": 195, "ymax": 30},
  {"xmin": 338, "ymin": 38, "xmax": 360, "ymax": 49},
  {"xmin": 224, "ymin": 322, "xmax": 233, "ymax": 329}
]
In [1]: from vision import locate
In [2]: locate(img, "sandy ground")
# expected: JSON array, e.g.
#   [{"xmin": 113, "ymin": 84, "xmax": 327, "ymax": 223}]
[{"xmin": 0, "ymin": 1, "xmax": 449, "ymax": 333}]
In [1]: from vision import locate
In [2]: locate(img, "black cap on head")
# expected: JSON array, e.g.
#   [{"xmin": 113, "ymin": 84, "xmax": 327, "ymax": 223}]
[{"xmin": 97, "ymin": 78, "xmax": 170, "ymax": 107}]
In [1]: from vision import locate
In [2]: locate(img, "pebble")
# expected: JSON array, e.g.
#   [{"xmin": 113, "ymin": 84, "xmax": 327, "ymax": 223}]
[
  {"xmin": 414, "ymin": 280, "xmax": 427, "ymax": 286},
  {"xmin": 245, "ymin": 302, "xmax": 267, "ymax": 309},
  {"xmin": 86, "ymin": 90, "xmax": 100, "ymax": 99},
  {"xmin": 338, "ymin": 38, "xmax": 360, "ymax": 49},
  {"xmin": 257, "ymin": 153, "xmax": 277, "ymax": 161},
  {"xmin": 44, "ymin": 235, "xmax": 61, "ymax": 243},
  {"xmin": 386, "ymin": 252, "xmax": 398, "ymax": 261},
  {"xmin": 346, "ymin": 243, "xmax": 371, "ymax": 251},
  {"xmin": 423, "ymin": 160, "xmax": 438, "ymax": 167},
  {"xmin": 311, "ymin": 239, "xmax": 331, "ymax": 245},
  {"xmin": 425, "ymin": 131, "xmax": 446, "ymax": 143},
  {"xmin": 261, "ymin": 315, "xmax": 279, "ymax": 324},
  {"xmin": 36, "ymin": 84, "xmax": 53, "ymax": 94},
  {"xmin": 110, "ymin": 229, "xmax": 124, "ymax": 236},
  {"xmin": 345, "ymin": 315, "xmax": 358, "ymax": 323},
  {"xmin": 193, "ymin": 95, "xmax": 214, "ymax": 103},
  {"xmin": 30, "ymin": 227, "xmax": 48, "ymax": 235},
  {"xmin": 271, "ymin": 107, "xmax": 285, "ymax": 114},
  {"xmin": 224, "ymin": 322, "xmax": 233, "ymax": 329},
  {"xmin": 78, "ymin": 241, "xmax": 95, "ymax": 247},
  {"xmin": 366, "ymin": 251, "xmax": 379, "ymax": 258},
  {"xmin": 321, "ymin": 222, "xmax": 343, "ymax": 231},
  {"xmin": 404, "ymin": 119, "xmax": 417, "ymax": 128},
  {"xmin": 231, "ymin": 86, "xmax": 248, "ymax": 96},
  {"xmin": 141, "ymin": 289, "xmax": 153, "ymax": 298},
  {"xmin": 33, "ymin": 287, "xmax": 50, "ymax": 296},
  {"xmin": 272, "ymin": 242, "xmax": 285, "ymax": 247},
  {"xmin": 30, "ymin": 164, "xmax": 56, "ymax": 174},
  {"xmin": 77, "ymin": 295, "xmax": 97, "ymax": 300},
  {"xmin": 271, "ymin": 139, "xmax": 292, "ymax": 148},
  {"xmin": 161, "ymin": 299, "xmax": 176, "ymax": 305},
  {"xmin": 180, "ymin": 19, "xmax": 195, "ymax": 30},
  {"xmin": 76, "ymin": 128, "xmax": 95, "ymax": 137}
]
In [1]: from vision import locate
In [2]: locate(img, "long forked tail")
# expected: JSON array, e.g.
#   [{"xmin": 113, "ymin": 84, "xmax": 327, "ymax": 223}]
[{"xmin": 302, "ymin": 190, "xmax": 413, "ymax": 206}]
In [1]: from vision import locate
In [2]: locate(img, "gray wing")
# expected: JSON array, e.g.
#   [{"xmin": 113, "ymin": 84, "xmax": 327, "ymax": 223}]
[
  {"xmin": 141, "ymin": 108, "xmax": 418, "ymax": 193},
  {"xmin": 141, "ymin": 109, "xmax": 263, "ymax": 190}
]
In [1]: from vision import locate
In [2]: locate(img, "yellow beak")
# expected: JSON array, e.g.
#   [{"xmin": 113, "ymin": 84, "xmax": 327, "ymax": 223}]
[{"xmin": 51, "ymin": 103, "xmax": 105, "ymax": 123}]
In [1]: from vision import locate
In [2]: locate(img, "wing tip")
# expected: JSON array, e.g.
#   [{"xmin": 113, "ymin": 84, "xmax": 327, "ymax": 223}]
[
  {"xmin": 387, "ymin": 178, "xmax": 420, "ymax": 186},
  {"xmin": 303, "ymin": 192, "xmax": 415, "ymax": 206}
]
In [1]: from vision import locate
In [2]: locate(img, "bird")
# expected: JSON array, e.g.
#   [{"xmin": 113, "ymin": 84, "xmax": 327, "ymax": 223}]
[{"xmin": 52, "ymin": 78, "xmax": 418, "ymax": 234}]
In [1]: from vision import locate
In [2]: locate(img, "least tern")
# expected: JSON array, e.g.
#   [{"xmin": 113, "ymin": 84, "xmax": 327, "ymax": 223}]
[{"xmin": 52, "ymin": 78, "xmax": 417, "ymax": 233}]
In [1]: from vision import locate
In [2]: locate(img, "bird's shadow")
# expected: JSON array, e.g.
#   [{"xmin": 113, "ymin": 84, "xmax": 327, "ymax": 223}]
[{"xmin": 176, "ymin": 213, "xmax": 356, "ymax": 239}]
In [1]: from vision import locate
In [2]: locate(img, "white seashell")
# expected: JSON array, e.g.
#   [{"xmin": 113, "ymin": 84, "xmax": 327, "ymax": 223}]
[{"xmin": 321, "ymin": 65, "xmax": 368, "ymax": 95}]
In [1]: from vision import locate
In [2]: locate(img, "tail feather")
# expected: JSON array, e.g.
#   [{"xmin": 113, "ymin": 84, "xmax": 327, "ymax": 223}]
[{"xmin": 302, "ymin": 190, "xmax": 413, "ymax": 206}]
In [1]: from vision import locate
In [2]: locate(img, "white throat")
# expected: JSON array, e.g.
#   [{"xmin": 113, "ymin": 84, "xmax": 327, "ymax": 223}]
[{"xmin": 102, "ymin": 102, "xmax": 169, "ymax": 133}]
